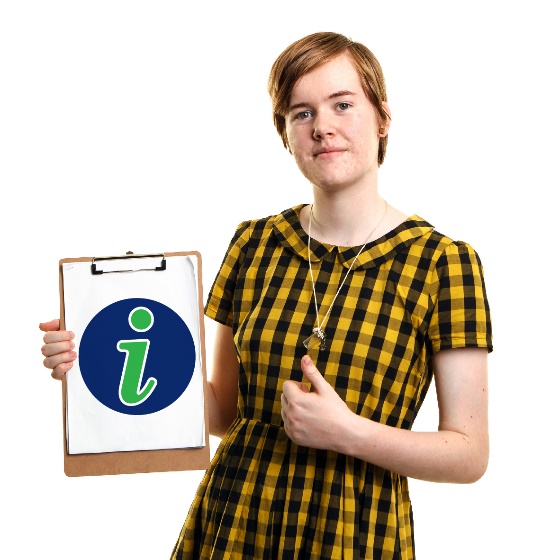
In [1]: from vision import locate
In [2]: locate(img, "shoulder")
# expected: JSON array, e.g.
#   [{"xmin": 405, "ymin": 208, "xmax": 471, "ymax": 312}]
[
  {"xmin": 235, "ymin": 205, "xmax": 303, "ymax": 232},
  {"xmin": 230, "ymin": 205, "xmax": 304, "ymax": 248},
  {"xmin": 407, "ymin": 217, "xmax": 484, "ymax": 266},
  {"xmin": 429, "ymin": 230, "xmax": 485, "ymax": 271},
  {"xmin": 414, "ymin": 227, "xmax": 489, "ymax": 307},
  {"xmin": 398, "ymin": 218, "xmax": 488, "ymax": 294}
]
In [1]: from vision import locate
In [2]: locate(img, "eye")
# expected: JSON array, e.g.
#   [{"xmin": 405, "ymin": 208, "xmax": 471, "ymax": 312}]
[
  {"xmin": 295, "ymin": 110, "xmax": 312, "ymax": 120},
  {"xmin": 337, "ymin": 102, "xmax": 351, "ymax": 111}
]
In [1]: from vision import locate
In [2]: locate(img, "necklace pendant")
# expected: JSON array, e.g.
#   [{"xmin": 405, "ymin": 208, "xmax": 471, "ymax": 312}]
[{"xmin": 303, "ymin": 327, "xmax": 327, "ymax": 352}]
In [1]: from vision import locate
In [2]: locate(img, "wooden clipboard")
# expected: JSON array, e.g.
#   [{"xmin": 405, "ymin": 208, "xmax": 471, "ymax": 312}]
[{"xmin": 59, "ymin": 251, "xmax": 210, "ymax": 477}]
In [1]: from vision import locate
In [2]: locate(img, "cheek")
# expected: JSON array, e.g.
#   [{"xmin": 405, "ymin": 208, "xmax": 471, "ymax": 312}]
[
  {"xmin": 351, "ymin": 120, "xmax": 379, "ymax": 157},
  {"xmin": 286, "ymin": 128, "xmax": 307, "ymax": 160},
  {"xmin": 285, "ymin": 125, "xmax": 297, "ymax": 150}
]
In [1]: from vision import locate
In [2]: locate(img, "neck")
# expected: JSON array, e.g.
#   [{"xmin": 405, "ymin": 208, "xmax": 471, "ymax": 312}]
[{"xmin": 304, "ymin": 185, "xmax": 387, "ymax": 246}]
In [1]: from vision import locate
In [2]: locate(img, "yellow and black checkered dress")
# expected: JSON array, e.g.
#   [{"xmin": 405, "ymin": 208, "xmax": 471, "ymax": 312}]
[{"xmin": 172, "ymin": 205, "xmax": 493, "ymax": 560}]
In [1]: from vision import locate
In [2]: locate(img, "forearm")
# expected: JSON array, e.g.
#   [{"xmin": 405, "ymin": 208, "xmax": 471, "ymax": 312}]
[
  {"xmin": 283, "ymin": 349, "xmax": 490, "ymax": 482},
  {"xmin": 336, "ymin": 414, "xmax": 488, "ymax": 484},
  {"xmin": 206, "ymin": 379, "xmax": 237, "ymax": 438},
  {"xmin": 206, "ymin": 323, "xmax": 240, "ymax": 439}
]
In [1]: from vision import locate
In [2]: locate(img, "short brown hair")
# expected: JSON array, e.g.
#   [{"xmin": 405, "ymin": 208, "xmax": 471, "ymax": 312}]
[{"xmin": 267, "ymin": 31, "xmax": 390, "ymax": 165}]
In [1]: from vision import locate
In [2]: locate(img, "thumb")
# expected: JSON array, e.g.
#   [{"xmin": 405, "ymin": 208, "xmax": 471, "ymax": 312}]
[
  {"xmin": 39, "ymin": 319, "xmax": 60, "ymax": 332},
  {"xmin": 301, "ymin": 355, "xmax": 327, "ymax": 392}
]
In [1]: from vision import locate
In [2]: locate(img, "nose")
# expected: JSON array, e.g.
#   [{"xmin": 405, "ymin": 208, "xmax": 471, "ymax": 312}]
[{"xmin": 312, "ymin": 110, "xmax": 335, "ymax": 140}]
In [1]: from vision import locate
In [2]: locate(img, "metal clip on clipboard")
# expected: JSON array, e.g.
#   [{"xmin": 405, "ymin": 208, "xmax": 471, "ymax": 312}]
[{"xmin": 91, "ymin": 253, "xmax": 167, "ymax": 275}]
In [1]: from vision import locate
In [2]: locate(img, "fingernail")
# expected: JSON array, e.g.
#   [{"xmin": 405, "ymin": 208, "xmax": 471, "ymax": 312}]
[{"xmin": 302, "ymin": 355, "xmax": 312, "ymax": 366}]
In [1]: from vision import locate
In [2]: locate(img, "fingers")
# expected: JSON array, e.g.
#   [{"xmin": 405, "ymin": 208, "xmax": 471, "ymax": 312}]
[
  {"xmin": 281, "ymin": 380, "xmax": 311, "ymax": 434},
  {"xmin": 42, "ymin": 329, "xmax": 75, "ymax": 345},
  {"xmin": 280, "ymin": 392, "xmax": 295, "ymax": 430},
  {"xmin": 44, "ymin": 349, "xmax": 77, "ymax": 380},
  {"xmin": 50, "ymin": 361, "xmax": 75, "ymax": 380},
  {"xmin": 43, "ymin": 344, "xmax": 77, "ymax": 368},
  {"xmin": 280, "ymin": 395, "xmax": 288, "ymax": 427},
  {"xmin": 41, "ymin": 324, "xmax": 77, "ymax": 380},
  {"xmin": 282, "ymin": 379, "xmax": 306, "ymax": 400},
  {"xmin": 39, "ymin": 319, "xmax": 60, "ymax": 332},
  {"xmin": 42, "ymin": 337, "xmax": 75, "ymax": 358},
  {"xmin": 281, "ymin": 382, "xmax": 311, "ymax": 446}
]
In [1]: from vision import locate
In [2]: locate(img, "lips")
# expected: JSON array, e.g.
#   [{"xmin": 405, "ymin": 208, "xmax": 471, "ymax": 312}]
[{"xmin": 313, "ymin": 147, "xmax": 346, "ymax": 157}]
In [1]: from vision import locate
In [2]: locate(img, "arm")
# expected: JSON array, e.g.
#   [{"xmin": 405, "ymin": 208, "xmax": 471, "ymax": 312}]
[
  {"xmin": 206, "ymin": 322, "xmax": 240, "ymax": 438},
  {"xmin": 282, "ymin": 347, "xmax": 489, "ymax": 484}
]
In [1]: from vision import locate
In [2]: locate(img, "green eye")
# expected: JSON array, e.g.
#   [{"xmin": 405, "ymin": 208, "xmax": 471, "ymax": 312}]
[{"xmin": 297, "ymin": 110, "xmax": 312, "ymax": 120}]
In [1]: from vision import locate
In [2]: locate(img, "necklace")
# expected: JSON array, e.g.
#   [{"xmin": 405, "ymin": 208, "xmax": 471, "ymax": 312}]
[{"xmin": 303, "ymin": 201, "xmax": 388, "ymax": 352}]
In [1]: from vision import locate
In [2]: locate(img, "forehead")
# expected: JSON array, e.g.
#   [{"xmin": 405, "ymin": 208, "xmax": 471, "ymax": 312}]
[{"xmin": 289, "ymin": 54, "xmax": 364, "ymax": 103}]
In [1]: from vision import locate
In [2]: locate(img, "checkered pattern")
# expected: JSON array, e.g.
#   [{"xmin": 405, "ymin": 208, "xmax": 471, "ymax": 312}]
[{"xmin": 171, "ymin": 205, "xmax": 492, "ymax": 560}]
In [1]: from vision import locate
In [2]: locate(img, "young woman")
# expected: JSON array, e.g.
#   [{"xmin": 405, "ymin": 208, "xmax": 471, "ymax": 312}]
[{"xmin": 41, "ymin": 32, "xmax": 492, "ymax": 559}]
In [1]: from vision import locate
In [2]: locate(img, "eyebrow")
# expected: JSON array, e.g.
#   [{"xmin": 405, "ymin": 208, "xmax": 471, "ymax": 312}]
[{"xmin": 288, "ymin": 90, "xmax": 357, "ymax": 113}]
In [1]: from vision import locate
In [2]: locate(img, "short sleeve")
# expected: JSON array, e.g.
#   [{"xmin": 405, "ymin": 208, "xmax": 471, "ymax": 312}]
[
  {"xmin": 427, "ymin": 241, "xmax": 493, "ymax": 354},
  {"xmin": 204, "ymin": 221, "xmax": 251, "ymax": 327}
]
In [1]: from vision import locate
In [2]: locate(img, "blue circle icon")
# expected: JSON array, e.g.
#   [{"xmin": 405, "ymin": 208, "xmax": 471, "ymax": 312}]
[{"xmin": 79, "ymin": 298, "xmax": 196, "ymax": 415}]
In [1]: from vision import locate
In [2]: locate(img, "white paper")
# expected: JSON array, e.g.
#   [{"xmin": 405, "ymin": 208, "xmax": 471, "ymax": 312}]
[{"xmin": 63, "ymin": 255, "xmax": 205, "ymax": 454}]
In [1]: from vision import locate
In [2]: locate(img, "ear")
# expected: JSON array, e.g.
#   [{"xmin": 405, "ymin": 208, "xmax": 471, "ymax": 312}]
[{"xmin": 378, "ymin": 101, "xmax": 391, "ymax": 138}]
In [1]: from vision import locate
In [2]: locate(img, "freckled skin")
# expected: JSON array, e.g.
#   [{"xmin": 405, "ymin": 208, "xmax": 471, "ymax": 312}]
[{"xmin": 285, "ymin": 54, "xmax": 383, "ymax": 195}]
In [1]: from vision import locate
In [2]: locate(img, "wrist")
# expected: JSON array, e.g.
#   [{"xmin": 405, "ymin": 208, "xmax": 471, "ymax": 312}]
[{"xmin": 334, "ymin": 411, "xmax": 368, "ymax": 457}]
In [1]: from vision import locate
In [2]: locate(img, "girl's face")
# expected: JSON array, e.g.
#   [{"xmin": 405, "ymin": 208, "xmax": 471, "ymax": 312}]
[{"xmin": 285, "ymin": 54, "xmax": 386, "ymax": 194}]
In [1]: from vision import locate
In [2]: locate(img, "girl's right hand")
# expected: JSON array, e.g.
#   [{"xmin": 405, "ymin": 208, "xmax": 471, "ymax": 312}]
[{"xmin": 40, "ymin": 319, "xmax": 77, "ymax": 380}]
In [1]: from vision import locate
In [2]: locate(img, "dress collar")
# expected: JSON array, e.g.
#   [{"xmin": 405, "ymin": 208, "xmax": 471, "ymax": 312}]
[{"xmin": 272, "ymin": 204, "xmax": 434, "ymax": 270}]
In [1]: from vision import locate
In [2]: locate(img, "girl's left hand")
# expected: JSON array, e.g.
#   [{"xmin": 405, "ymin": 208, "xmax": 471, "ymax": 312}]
[{"xmin": 281, "ymin": 355, "xmax": 355, "ymax": 450}]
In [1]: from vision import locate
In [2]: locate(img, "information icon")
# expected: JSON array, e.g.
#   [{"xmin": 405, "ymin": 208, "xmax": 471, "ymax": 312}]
[{"xmin": 79, "ymin": 298, "xmax": 196, "ymax": 415}]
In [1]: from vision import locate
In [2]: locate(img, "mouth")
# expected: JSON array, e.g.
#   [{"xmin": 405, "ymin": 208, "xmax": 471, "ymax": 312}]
[{"xmin": 313, "ymin": 147, "xmax": 346, "ymax": 158}]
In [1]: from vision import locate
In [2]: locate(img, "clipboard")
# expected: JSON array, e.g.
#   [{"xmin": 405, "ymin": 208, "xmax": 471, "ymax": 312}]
[{"xmin": 59, "ymin": 251, "xmax": 210, "ymax": 477}]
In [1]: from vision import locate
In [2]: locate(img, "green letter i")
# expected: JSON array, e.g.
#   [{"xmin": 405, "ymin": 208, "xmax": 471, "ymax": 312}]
[{"xmin": 117, "ymin": 307, "xmax": 157, "ymax": 406}]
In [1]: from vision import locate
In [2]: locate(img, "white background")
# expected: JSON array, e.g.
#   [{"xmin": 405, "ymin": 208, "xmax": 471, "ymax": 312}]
[{"xmin": 1, "ymin": 1, "xmax": 557, "ymax": 558}]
